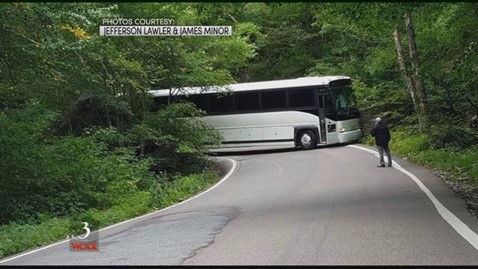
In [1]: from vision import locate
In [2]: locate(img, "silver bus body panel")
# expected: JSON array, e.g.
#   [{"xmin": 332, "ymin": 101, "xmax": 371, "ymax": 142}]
[
  {"xmin": 202, "ymin": 111, "xmax": 362, "ymax": 149},
  {"xmin": 202, "ymin": 111, "xmax": 320, "ymax": 148}
]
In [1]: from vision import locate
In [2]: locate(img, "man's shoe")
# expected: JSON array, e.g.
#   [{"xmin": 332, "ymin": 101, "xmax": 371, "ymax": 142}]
[
  {"xmin": 388, "ymin": 164, "xmax": 392, "ymax": 167},
  {"xmin": 377, "ymin": 165, "xmax": 385, "ymax": 168}
]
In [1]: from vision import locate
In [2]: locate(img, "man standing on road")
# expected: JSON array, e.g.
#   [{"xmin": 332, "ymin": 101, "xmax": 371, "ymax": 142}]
[{"xmin": 371, "ymin": 117, "xmax": 392, "ymax": 168}]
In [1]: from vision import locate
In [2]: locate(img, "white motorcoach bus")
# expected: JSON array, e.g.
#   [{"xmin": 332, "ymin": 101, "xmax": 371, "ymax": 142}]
[{"xmin": 149, "ymin": 76, "xmax": 362, "ymax": 151}]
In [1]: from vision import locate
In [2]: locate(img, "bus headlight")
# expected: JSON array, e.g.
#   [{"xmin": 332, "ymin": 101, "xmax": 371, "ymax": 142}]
[{"xmin": 339, "ymin": 127, "xmax": 346, "ymax": 133}]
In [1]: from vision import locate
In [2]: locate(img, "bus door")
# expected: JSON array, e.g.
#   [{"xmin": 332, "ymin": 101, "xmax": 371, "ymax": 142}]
[{"xmin": 317, "ymin": 95, "xmax": 327, "ymax": 143}]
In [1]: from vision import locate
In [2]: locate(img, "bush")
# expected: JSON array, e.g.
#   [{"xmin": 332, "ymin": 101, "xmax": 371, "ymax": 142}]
[
  {"xmin": 425, "ymin": 124, "xmax": 478, "ymax": 150},
  {"xmin": 386, "ymin": 126, "xmax": 478, "ymax": 186},
  {"xmin": 1, "ymin": 104, "xmax": 58, "ymax": 223},
  {"xmin": 0, "ymin": 218, "xmax": 71, "ymax": 258},
  {"xmin": 389, "ymin": 127, "xmax": 430, "ymax": 156},
  {"xmin": 149, "ymin": 170, "xmax": 218, "ymax": 208},
  {"xmin": 140, "ymin": 102, "xmax": 222, "ymax": 174},
  {"xmin": 0, "ymin": 105, "xmax": 157, "ymax": 224},
  {"xmin": 0, "ymin": 102, "xmax": 221, "ymax": 225},
  {"xmin": 412, "ymin": 147, "xmax": 478, "ymax": 184}
]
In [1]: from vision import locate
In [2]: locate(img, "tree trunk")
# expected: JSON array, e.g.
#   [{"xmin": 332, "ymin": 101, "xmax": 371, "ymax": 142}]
[
  {"xmin": 116, "ymin": 112, "xmax": 120, "ymax": 131},
  {"xmin": 393, "ymin": 13, "xmax": 429, "ymax": 133},
  {"xmin": 106, "ymin": 111, "xmax": 112, "ymax": 128},
  {"xmin": 393, "ymin": 28, "xmax": 420, "ymax": 118},
  {"xmin": 405, "ymin": 12, "xmax": 429, "ymax": 131}
]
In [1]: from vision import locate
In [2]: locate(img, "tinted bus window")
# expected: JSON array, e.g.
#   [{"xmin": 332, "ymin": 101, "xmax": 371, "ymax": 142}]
[
  {"xmin": 188, "ymin": 94, "xmax": 209, "ymax": 112},
  {"xmin": 154, "ymin": 96, "xmax": 169, "ymax": 109},
  {"xmin": 209, "ymin": 94, "xmax": 234, "ymax": 114},
  {"xmin": 261, "ymin": 90, "xmax": 286, "ymax": 110},
  {"xmin": 324, "ymin": 95, "xmax": 335, "ymax": 117},
  {"xmin": 288, "ymin": 88, "xmax": 315, "ymax": 107},
  {"xmin": 236, "ymin": 92, "xmax": 259, "ymax": 111}
]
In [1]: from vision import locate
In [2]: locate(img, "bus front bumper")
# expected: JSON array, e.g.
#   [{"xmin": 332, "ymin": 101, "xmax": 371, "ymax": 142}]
[{"xmin": 338, "ymin": 129, "xmax": 363, "ymax": 143}]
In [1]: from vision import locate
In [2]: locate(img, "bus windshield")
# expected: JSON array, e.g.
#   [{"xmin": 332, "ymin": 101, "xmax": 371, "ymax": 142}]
[{"xmin": 330, "ymin": 86, "xmax": 357, "ymax": 112}]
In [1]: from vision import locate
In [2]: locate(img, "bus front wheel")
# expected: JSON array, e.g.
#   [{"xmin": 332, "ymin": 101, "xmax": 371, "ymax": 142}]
[{"xmin": 297, "ymin": 130, "xmax": 317, "ymax": 150}]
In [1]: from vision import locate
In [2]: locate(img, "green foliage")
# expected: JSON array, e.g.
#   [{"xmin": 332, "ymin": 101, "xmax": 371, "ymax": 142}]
[
  {"xmin": 425, "ymin": 125, "xmax": 478, "ymax": 150},
  {"xmin": 71, "ymin": 191, "xmax": 152, "ymax": 231},
  {"xmin": 413, "ymin": 148, "xmax": 478, "ymax": 184},
  {"xmin": 314, "ymin": 3, "xmax": 478, "ymax": 128},
  {"xmin": 149, "ymin": 171, "xmax": 218, "ymax": 209},
  {"xmin": 389, "ymin": 128, "xmax": 430, "ymax": 156},
  {"xmin": 1, "ymin": 3, "xmax": 241, "ymax": 227},
  {"xmin": 409, "ymin": 3, "xmax": 478, "ymax": 127},
  {"xmin": 241, "ymin": 3, "xmax": 321, "ymax": 81},
  {"xmin": 0, "ymin": 104, "xmax": 157, "ymax": 224},
  {"xmin": 0, "ymin": 218, "xmax": 71, "ymax": 258},
  {"xmin": 389, "ymin": 127, "xmax": 478, "ymax": 185},
  {"xmin": 142, "ymin": 102, "xmax": 222, "ymax": 174},
  {"xmin": 0, "ymin": 105, "xmax": 58, "ymax": 222}
]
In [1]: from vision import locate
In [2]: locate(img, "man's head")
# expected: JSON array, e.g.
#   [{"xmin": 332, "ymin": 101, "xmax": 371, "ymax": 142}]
[{"xmin": 374, "ymin": 117, "xmax": 382, "ymax": 125}]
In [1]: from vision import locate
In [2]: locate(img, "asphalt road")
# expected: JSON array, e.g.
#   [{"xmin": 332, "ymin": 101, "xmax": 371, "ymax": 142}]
[{"xmin": 2, "ymin": 144, "xmax": 478, "ymax": 265}]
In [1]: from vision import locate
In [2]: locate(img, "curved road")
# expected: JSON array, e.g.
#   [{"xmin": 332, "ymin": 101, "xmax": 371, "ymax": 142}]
[{"xmin": 2, "ymin": 145, "xmax": 478, "ymax": 265}]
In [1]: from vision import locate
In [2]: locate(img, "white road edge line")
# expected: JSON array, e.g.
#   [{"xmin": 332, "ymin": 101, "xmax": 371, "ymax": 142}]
[
  {"xmin": 0, "ymin": 157, "xmax": 238, "ymax": 264},
  {"xmin": 348, "ymin": 144, "xmax": 478, "ymax": 251}
]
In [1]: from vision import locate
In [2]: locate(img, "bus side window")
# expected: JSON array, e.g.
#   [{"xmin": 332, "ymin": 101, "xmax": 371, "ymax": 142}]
[
  {"xmin": 188, "ymin": 94, "xmax": 209, "ymax": 112},
  {"xmin": 175, "ymin": 95, "xmax": 187, "ymax": 103},
  {"xmin": 324, "ymin": 95, "xmax": 335, "ymax": 117},
  {"xmin": 154, "ymin": 96, "xmax": 169, "ymax": 110},
  {"xmin": 288, "ymin": 88, "xmax": 315, "ymax": 108},
  {"xmin": 235, "ymin": 92, "xmax": 260, "ymax": 112},
  {"xmin": 261, "ymin": 90, "xmax": 286, "ymax": 110},
  {"xmin": 209, "ymin": 94, "xmax": 234, "ymax": 114}
]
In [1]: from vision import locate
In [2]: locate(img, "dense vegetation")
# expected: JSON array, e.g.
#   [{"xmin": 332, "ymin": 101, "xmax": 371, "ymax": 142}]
[{"xmin": 1, "ymin": 2, "xmax": 477, "ymax": 257}]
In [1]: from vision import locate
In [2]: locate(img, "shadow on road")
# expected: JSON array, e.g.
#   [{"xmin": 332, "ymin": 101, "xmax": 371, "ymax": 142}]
[
  {"xmin": 208, "ymin": 142, "xmax": 356, "ymax": 157},
  {"xmin": 209, "ymin": 147, "xmax": 298, "ymax": 157}
]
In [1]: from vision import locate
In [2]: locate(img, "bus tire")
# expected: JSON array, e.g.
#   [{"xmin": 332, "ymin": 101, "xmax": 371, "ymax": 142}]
[{"xmin": 297, "ymin": 130, "xmax": 317, "ymax": 150}]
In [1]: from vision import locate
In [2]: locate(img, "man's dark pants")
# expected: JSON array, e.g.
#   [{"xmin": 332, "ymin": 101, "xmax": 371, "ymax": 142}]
[{"xmin": 377, "ymin": 144, "xmax": 392, "ymax": 167}]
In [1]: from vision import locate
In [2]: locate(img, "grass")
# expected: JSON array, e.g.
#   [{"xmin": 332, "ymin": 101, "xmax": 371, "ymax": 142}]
[
  {"xmin": 0, "ymin": 218, "xmax": 71, "ymax": 258},
  {"xmin": 410, "ymin": 148, "xmax": 478, "ymax": 184},
  {"xmin": 0, "ymin": 170, "xmax": 219, "ymax": 259}
]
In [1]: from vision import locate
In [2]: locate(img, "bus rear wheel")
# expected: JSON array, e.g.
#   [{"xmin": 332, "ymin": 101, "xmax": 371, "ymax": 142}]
[{"xmin": 297, "ymin": 130, "xmax": 317, "ymax": 150}]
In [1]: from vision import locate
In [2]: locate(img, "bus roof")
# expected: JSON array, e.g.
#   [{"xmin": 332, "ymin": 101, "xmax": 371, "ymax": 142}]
[{"xmin": 148, "ymin": 76, "xmax": 350, "ymax": 97}]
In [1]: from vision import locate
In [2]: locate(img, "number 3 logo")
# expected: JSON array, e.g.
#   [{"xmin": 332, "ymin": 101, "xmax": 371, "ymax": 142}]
[{"xmin": 72, "ymin": 222, "xmax": 91, "ymax": 240}]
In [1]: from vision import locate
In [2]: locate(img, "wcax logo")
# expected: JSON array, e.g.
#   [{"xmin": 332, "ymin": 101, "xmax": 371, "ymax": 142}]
[{"xmin": 69, "ymin": 222, "xmax": 99, "ymax": 252}]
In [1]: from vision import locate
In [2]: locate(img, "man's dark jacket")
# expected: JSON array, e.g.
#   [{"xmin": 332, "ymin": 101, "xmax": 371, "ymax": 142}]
[{"xmin": 371, "ymin": 124, "xmax": 391, "ymax": 146}]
